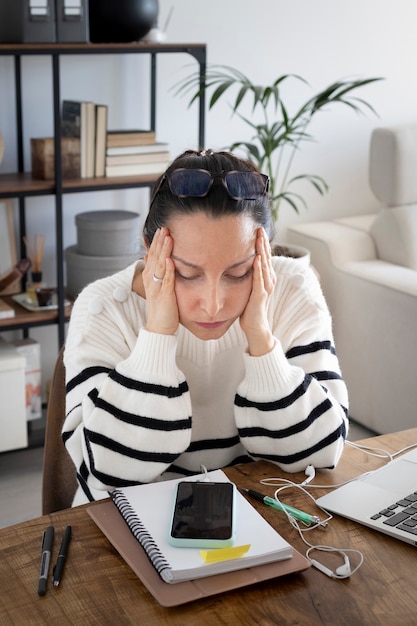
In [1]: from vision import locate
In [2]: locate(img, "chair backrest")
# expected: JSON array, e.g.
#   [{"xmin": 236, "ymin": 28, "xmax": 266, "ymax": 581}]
[{"xmin": 42, "ymin": 345, "xmax": 77, "ymax": 514}]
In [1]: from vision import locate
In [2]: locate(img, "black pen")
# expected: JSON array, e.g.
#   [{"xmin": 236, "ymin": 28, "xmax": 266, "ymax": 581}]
[
  {"xmin": 38, "ymin": 525, "xmax": 54, "ymax": 596},
  {"xmin": 52, "ymin": 525, "xmax": 72, "ymax": 587}
]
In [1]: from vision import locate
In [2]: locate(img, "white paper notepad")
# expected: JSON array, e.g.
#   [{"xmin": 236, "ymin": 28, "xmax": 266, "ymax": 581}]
[{"xmin": 111, "ymin": 469, "xmax": 293, "ymax": 583}]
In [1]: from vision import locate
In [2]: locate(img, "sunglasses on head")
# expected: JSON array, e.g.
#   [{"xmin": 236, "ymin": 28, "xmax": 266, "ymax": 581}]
[{"xmin": 150, "ymin": 168, "xmax": 269, "ymax": 207}]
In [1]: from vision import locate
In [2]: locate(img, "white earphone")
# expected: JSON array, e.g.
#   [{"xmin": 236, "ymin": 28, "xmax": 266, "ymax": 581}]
[
  {"xmin": 309, "ymin": 553, "xmax": 351, "ymax": 579},
  {"xmin": 301, "ymin": 464, "xmax": 316, "ymax": 485},
  {"xmin": 260, "ymin": 471, "xmax": 364, "ymax": 580}
]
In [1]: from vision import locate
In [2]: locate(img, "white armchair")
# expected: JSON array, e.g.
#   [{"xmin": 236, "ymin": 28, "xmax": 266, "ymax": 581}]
[{"xmin": 287, "ymin": 124, "xmax": 417, "ymax": 434}]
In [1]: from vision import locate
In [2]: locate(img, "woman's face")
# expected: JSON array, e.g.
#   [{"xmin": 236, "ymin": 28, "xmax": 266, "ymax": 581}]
[{"xmin": 167, "ymin": 212, "xmax": 257, "ymax": 340}]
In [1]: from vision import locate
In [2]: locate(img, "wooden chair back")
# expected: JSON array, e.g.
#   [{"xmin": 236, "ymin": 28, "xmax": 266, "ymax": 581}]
[{"xmin": 42, "ymin": 345, "xmax": 77, "ymax": 514}]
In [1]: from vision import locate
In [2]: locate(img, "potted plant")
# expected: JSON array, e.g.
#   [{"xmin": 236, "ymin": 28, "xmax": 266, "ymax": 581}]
[{"xmin": 175, "ymin": 66, "xmax": 382, "ymax": 222}]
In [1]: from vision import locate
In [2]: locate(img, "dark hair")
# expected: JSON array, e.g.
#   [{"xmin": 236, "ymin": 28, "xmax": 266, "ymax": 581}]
[{"xmin": 143, "ymin": 149, "xmax": 275, "ymax": 246}]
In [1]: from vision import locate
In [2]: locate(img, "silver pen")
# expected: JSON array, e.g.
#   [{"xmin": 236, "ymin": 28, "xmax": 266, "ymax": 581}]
[{"xmin": 38, "ymin": 525, "xmax": 54, "ymax": 596}]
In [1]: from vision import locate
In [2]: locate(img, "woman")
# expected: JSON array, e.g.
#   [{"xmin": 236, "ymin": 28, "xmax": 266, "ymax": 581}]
[{"xmin": 63, "ymin": 149, "xmax": 348, "ymax": 505}]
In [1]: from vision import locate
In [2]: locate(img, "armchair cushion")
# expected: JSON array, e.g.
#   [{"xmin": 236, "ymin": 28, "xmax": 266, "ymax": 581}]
[{"xmin": 369, "ymin": 124, "xmax": 417, "ymax": 270}]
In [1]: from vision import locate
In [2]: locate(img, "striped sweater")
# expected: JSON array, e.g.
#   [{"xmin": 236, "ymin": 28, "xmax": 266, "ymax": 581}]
[{"xmin": 63, "ymin": 256, "xmax": 349, "ymax": 505}]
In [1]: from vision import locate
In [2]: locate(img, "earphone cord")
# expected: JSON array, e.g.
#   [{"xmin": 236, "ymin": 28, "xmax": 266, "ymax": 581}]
[
  {"xmin": 261, "ymin": 479, "xmax": 364, "ymax": 579},
  {"xmin": 258, "ymin": 442, "xmax": 417, "ymax": 578}
]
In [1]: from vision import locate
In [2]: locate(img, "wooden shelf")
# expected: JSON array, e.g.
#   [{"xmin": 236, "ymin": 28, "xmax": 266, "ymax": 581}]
[
  {"xmin": 62, "ymin": 171, "xmax": 162, "ymax": 193},
  {"xmin": 0, "ymin": 295, "xmax": 72, "ymax": 330},
  {"xmin": 0, "ymin": 42, "xmax": 206, "ymax": 59},
  {"xmin": 0, "ymin": 172, "xmax": 55, "ymax": 197},
  {"xmin": 0, "ymin": 171, "xmax": 163, "ymax": 197}
]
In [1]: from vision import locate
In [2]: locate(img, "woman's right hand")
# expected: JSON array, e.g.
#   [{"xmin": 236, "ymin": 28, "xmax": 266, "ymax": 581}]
[{"xmin": 142, "ymin": 227, "xmax": 179, "ymax": 335}]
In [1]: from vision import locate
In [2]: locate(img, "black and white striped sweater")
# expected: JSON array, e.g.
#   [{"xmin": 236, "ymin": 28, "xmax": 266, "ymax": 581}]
[{"xmin": 63, "ymin": 256, "xmax": 348, "ymax": 505}]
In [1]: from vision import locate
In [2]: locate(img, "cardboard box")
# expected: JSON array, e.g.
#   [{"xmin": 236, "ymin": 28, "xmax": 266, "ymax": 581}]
[
  {"xmin": 31, "ymin": 136, "xmax": 80, "ymax": 179},
  {"xmin": 0, "ymin": 337, "xmax": 27, "ymax": 452},
  {"xmin": 11, "ymin": 338, "xmax": 41, "ymax": 422}
]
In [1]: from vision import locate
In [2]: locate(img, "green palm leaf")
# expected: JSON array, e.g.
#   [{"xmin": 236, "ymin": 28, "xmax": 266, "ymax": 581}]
[{"xmin": 173, "ymin": 65, "xmax": 383, "ymax": 221}]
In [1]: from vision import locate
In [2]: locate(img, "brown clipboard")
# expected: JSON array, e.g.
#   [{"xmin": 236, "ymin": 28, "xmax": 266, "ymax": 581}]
[{"xmin": 87, "ymin": 500, "xmax": 310, "ymax": 607}]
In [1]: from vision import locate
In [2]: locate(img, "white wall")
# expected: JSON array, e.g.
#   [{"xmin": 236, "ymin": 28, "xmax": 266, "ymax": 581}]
[
  {"xmin": 158, "ymin": 0, "xmax": 417, "ymax": 235},
  {"xmin": 1, "ymin": 0, "xmax": 416, "ymax": 388}
]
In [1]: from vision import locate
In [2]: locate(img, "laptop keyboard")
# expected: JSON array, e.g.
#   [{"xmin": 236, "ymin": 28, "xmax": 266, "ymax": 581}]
[{"xmin": 370, "ymin": 491, "xmax": 417, "ymax": 535}]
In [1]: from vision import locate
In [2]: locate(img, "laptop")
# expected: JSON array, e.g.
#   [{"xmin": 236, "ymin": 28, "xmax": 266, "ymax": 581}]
[{"xmin": 316, "ymin": 447, "xmax": 417, "ymax": 546}]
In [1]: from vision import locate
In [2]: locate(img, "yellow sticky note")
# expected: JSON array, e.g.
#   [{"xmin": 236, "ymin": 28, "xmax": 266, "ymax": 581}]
[{"xmin": 200, "ymin": 544, "xmax": 251, "ymax": 563}]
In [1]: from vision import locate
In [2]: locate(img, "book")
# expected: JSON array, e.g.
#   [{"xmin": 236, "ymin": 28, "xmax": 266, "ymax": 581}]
[
  {"xmin": 62, "ymin": 100, "xmax": 81, "ymax": 137},
  {"xmin": 105, "ymin": 161, "xmax": 169, "ymax": 178},
  {"xmin": 106, "ymin": 150, "xmax": 170, "ymax": 167},
  {"xmin": 94, "ymin": 104, "xmax": 108, "ymax": 178},
  {"xmin": 79, "ymin": 101, "xmax": 88, "ymax": 178},
  {"xmin": 62, "ymin": 100, "xmax": 95, "ymax": 178},
  {"xmin": 107, "ymin": 130, "xmax": 156, "ymax": 148},
  {"xmin": 0, "ymin": 298, "xmax": 15, "ymax": 320},
  {"xmin": 61, "ymin": 100, "xmax": 83, "ymax": 177},
  {"xmin": 106, "ymin": 142, "xmax": 170, "ymax": 157},
  {"xmin": 110, "ymin": 469, "xmax": 293, "ymax": 584},
  {"xmin": 85, "ymin": 101, "xmax": 96, "ymax": 178}
]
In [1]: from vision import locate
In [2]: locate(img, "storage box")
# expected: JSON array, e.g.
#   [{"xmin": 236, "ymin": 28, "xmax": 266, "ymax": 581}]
[
  {"xmin": 65, "ymin": 245, "xmax": 138, "ymax": 299},
  {"xmin": 11, "ymin": 338, "xmax": 41, "ymax": 422},
  {"xmin": 75, "ymin": 210, "xmax": 140, "ymax": 257},
  {"xmin": 0, "ymin": 0, "xmax": 56, "ymax": 43},
  {"xmin": 31, "ymin": 137, "xmax": 81, "ymax": 180},
  {"xmin": 0, "ymin": 337, "xmax": 27, "ymax": 452}
]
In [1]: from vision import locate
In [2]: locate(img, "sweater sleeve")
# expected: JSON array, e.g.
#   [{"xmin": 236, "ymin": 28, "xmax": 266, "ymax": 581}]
[
  {"xmin": 234, "ymin": 267, "xmax": 349, "ymax": 473},
  {"xmin": 63, "ymin": 288, "xmax": 192, "ymax": 500}
]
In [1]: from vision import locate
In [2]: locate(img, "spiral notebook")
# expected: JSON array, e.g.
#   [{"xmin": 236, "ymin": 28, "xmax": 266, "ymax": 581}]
[
  {"xmin": 88, "ymin": 499, "xmax": 310, "ymax": 607},
  {"xmin": 99, "ymin": 470, "xmax": 293, "ymax": 585}
]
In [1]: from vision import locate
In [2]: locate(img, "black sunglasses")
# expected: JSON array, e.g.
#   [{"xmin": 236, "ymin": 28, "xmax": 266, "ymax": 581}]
[{"xmin": 150, "ymin": 168, "xmax": 269, "ymax": 207}]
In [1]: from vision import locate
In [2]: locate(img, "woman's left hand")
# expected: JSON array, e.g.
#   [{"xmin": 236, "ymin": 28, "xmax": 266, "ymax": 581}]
[{"xmin": 240, "ymin": 228, "xmax": 277, "ymax": 356}]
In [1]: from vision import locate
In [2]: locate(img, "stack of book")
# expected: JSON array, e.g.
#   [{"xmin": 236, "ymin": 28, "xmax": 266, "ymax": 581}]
[
  {"xmin": 105, "ymin": 130, "xmax": 170, "ymax": 177},
  {"xmin": 61, "ymin": 100, "xmax": 108, "ymax": 178},
  {"xmin": 60, "ymin": 101, "xmax": 170, "ymax": 180}
]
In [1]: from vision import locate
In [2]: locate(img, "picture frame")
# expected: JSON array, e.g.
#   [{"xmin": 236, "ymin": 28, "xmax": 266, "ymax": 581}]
[{"xmin": 0, "ymin": 199, "xmax": 18, "ymax": 294}]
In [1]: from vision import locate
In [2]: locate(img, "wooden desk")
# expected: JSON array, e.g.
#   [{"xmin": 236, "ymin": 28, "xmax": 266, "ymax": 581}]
[{"xmin": 1, "ymin": 429, "xmax": 416, "ymax": 625}]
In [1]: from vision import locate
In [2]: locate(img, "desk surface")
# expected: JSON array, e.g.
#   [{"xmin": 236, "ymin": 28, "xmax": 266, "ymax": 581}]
[{"xmin": 1, "ymin": 428, "xmax": 416, "ymax": 625}]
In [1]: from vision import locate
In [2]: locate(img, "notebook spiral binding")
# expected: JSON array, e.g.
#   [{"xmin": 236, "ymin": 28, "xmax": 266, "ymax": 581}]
[{"xmin": 112, "ymin": 490, "xmax": 173, "ymax": 582}]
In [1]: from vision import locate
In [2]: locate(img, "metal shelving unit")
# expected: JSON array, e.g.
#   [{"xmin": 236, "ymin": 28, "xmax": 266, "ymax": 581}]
[{"xmin": 0, "ymin": 42, "xmax": 206, "ymax": 346}]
